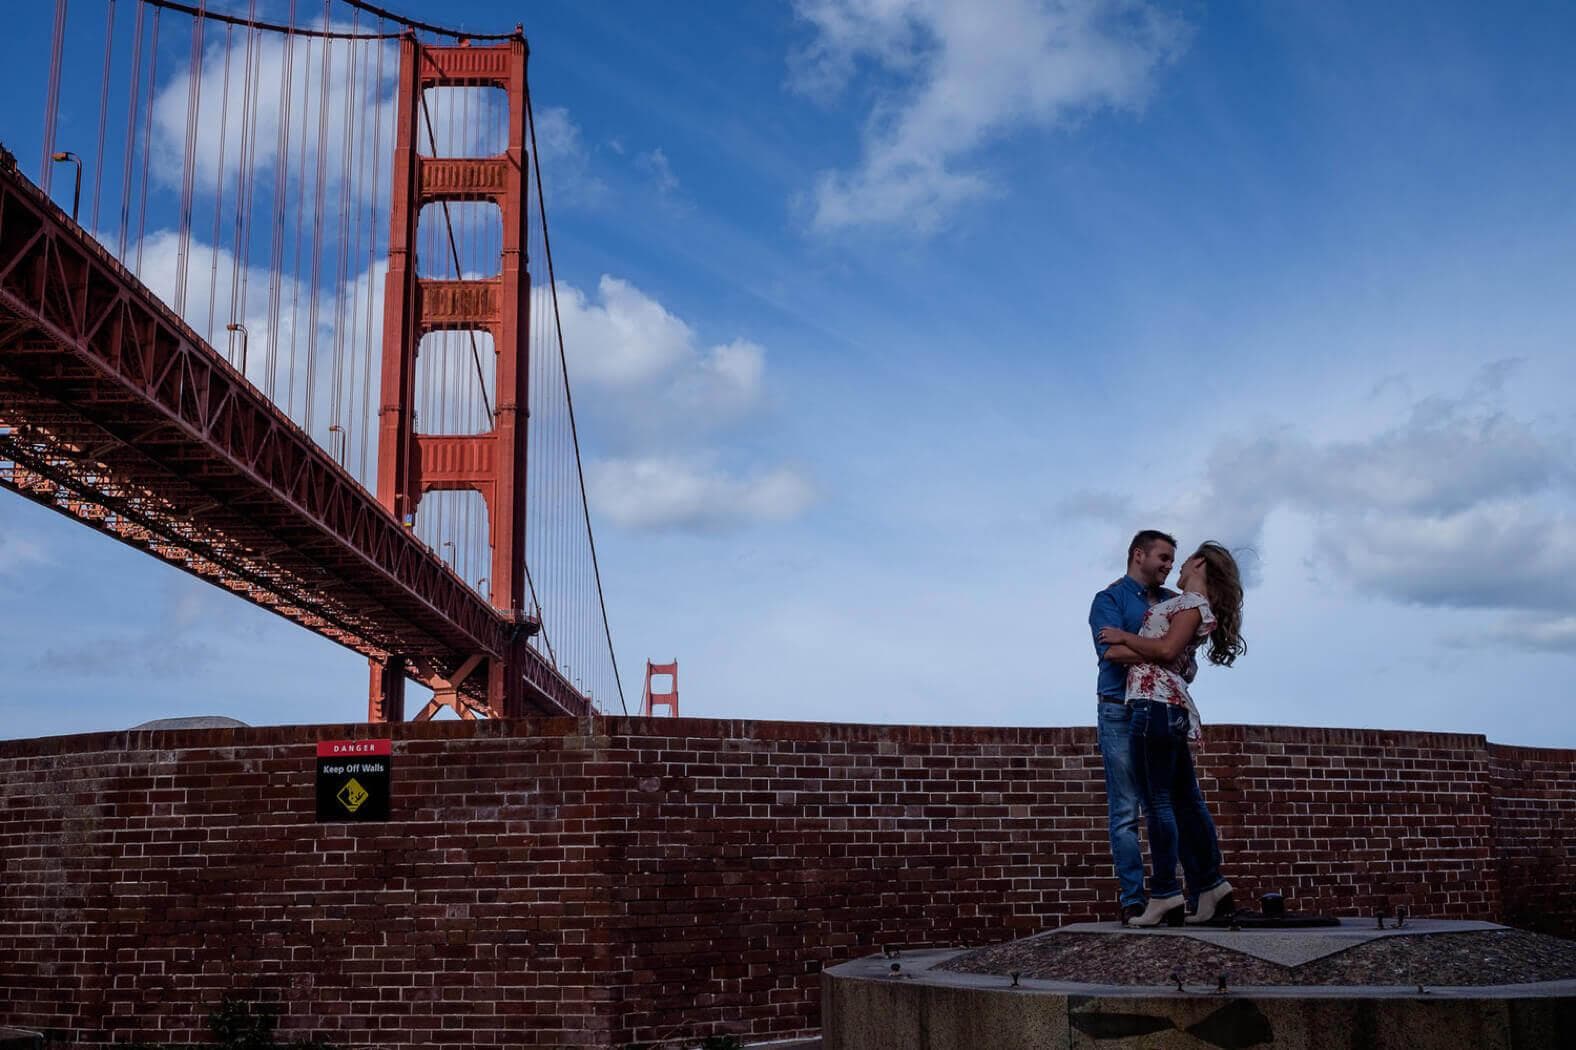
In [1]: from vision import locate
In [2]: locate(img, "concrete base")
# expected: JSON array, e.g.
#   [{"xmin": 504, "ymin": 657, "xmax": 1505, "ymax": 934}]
[{"xmin": 823, "ymin": 934, "xmax": 1576, "ymax": 1049}]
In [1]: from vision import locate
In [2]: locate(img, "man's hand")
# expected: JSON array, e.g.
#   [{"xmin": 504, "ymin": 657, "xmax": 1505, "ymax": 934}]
[{"xmin": 1098, "ymin": 626, "xmax": 1134, "ymax": 647}]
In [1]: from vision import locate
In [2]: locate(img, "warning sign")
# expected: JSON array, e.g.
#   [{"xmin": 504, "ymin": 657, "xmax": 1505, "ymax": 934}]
[{"xmin": 315, "ymin": 739, "xmax": 391, "ymax": 822}]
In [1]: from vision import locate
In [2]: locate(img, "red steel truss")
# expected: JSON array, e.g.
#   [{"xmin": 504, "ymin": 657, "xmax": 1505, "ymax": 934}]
[
  {"xmin": 371, "ymin": 36, "xmax": 538, "ymax": 722},
  {"xmin": 0, "ymin": 152, "xmax": 590, "ymax": 720}
]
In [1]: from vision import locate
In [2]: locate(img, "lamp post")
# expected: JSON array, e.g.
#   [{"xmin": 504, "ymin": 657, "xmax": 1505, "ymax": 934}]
[
  {"xmin": 50, "ymin": 151, "xmax": 81, "ymax": 222},
  {"xmin": 225, "ymin": 322, "xmax": 248, "ymax": 375},
  {"xmin": 327, "ymin": 423, "xmax": 346, "ymax": 464}
]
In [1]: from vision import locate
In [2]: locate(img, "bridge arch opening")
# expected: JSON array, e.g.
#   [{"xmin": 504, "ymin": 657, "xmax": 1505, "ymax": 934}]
[
  {"xmin": 416, "ymin": 86, "xmax": 511, "ymax": 158},
  {"xmin": 412, "ymin": 488, "xmax": 492, "ymax": 600},
  {"xmin": 415, "ymin": 330, "xmax": 497, "ymax": 437},
  {"xmin": 416, "ymin": 201, "xmax": 503, "ymax": 280}
]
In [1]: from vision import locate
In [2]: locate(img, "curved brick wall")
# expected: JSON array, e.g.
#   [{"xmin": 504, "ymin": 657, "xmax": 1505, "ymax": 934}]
[{"xmin": 0, "ymin": 718, "xmax": 1569, "ymax": 1048}]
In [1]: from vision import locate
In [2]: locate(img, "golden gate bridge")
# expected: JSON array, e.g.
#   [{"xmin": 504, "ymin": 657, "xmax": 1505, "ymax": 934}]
[{"xmin": 1, "ymin": 0, "xmax": 626, "ymax": 722}]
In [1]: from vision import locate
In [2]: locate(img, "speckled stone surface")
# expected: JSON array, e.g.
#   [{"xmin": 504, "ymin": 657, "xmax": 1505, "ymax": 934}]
[
  {"xmin": 1047, "ymin": 918, "xmax": 1508, "ymax": 967},
  {"xmin": 939, "ymin": 922, "xmax": 1576, "ymax": 987},
  {"xmin": 822, "ymin": 925, "xmax": 1576, "ymax": 1049}
]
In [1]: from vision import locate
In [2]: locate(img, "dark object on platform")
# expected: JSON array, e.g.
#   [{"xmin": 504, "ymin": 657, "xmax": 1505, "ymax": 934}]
[
  {"xmin": 1193, "ymin": 908, "xmax": 1340, "ymax": 929},
  {"xmin": 0, "ymin": 1029, "xmax": 44, "ymax": 1050},
  {"xmin": 1259, "ymin": 891, "xmax": 1285, "ymax": 918},
  {"xmin": 1120, "ymin": 902, "xmax": 1146, "ymax": 925}
]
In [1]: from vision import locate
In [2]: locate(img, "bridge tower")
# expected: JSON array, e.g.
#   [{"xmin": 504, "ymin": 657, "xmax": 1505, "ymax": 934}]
[
  {"xmin": 369, "ymin": 32, "xmax": 534, "ymax": 722},
  {"xmin": 641, "ymin": 660, "xmax": 679, "ymax": 718}
]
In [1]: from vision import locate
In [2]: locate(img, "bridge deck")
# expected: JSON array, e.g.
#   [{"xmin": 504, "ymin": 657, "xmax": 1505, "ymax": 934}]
[{"xmin": 0, "ymin": 159, "xmax": 587, "ymax": 719}]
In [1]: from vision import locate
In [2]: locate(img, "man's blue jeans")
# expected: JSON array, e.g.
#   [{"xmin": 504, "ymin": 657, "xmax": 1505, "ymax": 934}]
[
  {"xmin": 1097, "ymin": 699, "xmax": 1147, "ymax": 908},
  {"xmin": 1130, "ymin": 700, "xmax": 1225, "ymax": 901}
]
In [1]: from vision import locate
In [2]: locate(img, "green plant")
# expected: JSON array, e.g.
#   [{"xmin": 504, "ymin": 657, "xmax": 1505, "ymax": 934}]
[{"xmin": 119, "ymin": 995, "xmax": 340, "ymax": 1050}]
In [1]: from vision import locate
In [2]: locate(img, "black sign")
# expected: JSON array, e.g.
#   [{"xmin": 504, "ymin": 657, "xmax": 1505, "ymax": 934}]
[{"xmin": 315, "ymin": 739, "xmax": 392, "ymax": 822}]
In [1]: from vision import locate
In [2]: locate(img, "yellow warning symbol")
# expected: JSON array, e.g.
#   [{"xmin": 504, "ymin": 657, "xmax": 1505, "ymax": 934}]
[{"xmin": 336, "ymin": 777, "xmax": 370, "ymax": 813}]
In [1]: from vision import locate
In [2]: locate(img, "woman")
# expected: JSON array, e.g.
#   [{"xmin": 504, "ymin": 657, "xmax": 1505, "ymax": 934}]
[{"xmin": 1097, "ymin": 541, "xmax": 1247, "ymax": 928}]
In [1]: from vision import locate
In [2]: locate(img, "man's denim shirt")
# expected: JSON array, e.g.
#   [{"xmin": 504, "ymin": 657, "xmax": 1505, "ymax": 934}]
[{"xmin": 1089, "ymin": 575, "xmax": 1174, "ymax": 700}]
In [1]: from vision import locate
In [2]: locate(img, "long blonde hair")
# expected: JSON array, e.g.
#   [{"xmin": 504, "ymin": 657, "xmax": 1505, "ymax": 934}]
[{"xmin": 1194, "ymin": 541, "xmax": 1246, "ymax": 667}]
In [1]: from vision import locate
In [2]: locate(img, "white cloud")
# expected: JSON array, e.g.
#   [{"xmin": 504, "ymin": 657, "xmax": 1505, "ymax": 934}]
[
  {"xmin": 553, "ymin": 276, "xmax": 696, "ymax": 386},
  {"xmin": 587, "ymin": 456, "xmax": 814, "ymax": 531},
  {"xmin": 151, "ymin": 28, "xmax": 396, "ymax": 200},
  {"xmin": 129, "ymin": 228, "xmax": 388, "ymax": 489},
  {"xmin": 1319, "ymin": 504, "xmax": 1576, "ymax": 612},
  {"xmin": 553, "ymin": 277, "xmax": 765, "ymax": 422},
  {"xmin": 637, "ymin": 148, "xmax": 680, "ymax": 195},
  {"xmin": 790, "ymin": 0, "xmax": 1189, "ymax": 232},
  {"xmin": 532, "ymin": 106, "xmax": 608, "ymax": 207},
  {"xmin": 548, "ymin": 277, "xmax": 809, "ymax": 532},
  {"xmin": 1467, "ymin": 614, "xmax": 1576, "ymax": 654},
  {"xmin": 1065, "ymin": 364, "xmax": 1576, "ymax": 633}
]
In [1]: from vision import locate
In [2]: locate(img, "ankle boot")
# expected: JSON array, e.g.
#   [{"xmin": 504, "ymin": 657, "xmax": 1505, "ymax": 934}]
[
  {"xmin": 1127, "ymin": 895, "xmax": 1185, "ymax": 928},
  {"xmin": 1186, "ymin": 881, "xmax": 1235, "ymax": 925}
]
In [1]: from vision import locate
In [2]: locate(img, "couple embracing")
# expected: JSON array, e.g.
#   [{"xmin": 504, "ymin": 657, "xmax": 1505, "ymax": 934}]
[{"xmin": 1089, "ymin": 530, "xmax": 1247, "ymax": 927}]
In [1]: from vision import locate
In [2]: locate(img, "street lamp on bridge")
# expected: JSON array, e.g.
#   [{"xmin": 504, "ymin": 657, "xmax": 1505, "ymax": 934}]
[
  {"xmin": 225, "ymin": 322, "xmax": 248, "ymax": 376},
  {"xmin": 50, "ymin": 151, "xmax": 80, "ymax": 222}
]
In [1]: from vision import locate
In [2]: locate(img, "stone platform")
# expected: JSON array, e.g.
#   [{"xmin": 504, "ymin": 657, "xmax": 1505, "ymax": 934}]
[{"xmin": 822, "ymin": 920, "xmax": 1576, "ymax": 1049}]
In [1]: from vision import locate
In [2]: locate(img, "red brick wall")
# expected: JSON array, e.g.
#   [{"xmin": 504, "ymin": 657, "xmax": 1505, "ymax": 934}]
[
  {"xmin": 0, "ymin": 718, "xmax": 1568, "ymax": 1048},
  {"xmin": 1489, "ymin": 743, "xmax": 1576, "ymax": 938}
]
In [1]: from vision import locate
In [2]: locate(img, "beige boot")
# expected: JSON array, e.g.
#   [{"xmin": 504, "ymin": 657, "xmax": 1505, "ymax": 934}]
[
  {"xmin": 1186, "ymin": 881, "xmax": 1235, "ymax": 925},
  {"xmin": 1126, "ymin": 895, "xmax": 1185, "ymax": 928}
]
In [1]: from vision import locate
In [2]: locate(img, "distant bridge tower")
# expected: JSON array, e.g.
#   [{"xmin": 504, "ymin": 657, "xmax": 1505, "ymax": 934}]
[
  {"xmin": 641, "ymin": 660, "xmax": 679, "ymax": 717},
  {"xmin": 369, "ymin": 31, "xmax": 534, "ymax": 722}
]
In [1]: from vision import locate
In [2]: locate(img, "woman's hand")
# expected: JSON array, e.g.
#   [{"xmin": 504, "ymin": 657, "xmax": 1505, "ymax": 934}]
[{"xmin": 1098, "ymin": 627, "xmax": 1133, "ymax": 647}]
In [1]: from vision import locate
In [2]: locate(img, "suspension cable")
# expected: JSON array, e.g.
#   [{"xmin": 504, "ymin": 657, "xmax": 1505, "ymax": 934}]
[
  {"xmin": 526, "ymin": 82, "xmax": 627, "ymax": 715},
  {"xmin": 337, "ymin": 0, "xmax": 520, "ymax": 40},
  {"xmin": 143, "ymin": 0, "xmax": 404, "ymax": 39}
]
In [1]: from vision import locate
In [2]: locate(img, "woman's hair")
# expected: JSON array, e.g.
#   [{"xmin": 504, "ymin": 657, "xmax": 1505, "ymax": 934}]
[{"xmin": 1193, "ymin": 541, "xmax": 1247, "ymax": 667}]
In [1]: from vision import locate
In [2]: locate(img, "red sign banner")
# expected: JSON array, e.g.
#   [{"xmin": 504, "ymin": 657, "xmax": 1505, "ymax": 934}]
[{"xmin": 316, "ymin": 739, "xmax": 393, "ymax": 758}]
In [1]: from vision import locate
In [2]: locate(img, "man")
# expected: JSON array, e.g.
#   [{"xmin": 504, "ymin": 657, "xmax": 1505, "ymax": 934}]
[{"xmin": 1089, "ymin": 529, "xmax": 1176, "ymax": 923}]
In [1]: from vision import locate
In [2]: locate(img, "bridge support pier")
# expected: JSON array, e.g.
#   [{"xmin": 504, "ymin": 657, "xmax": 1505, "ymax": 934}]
[{"xmin": 368, "ymin": 657, "xmax": 407, "ymax": 723}]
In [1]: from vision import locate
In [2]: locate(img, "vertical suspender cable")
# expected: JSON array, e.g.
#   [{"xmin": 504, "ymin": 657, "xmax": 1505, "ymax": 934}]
[
  {"xmin": 40, "ymin": 0, "xmax": 68, "ymax": 194},
  {"xmin": 265, "ymin": 8, "xmax": 297, "ymax": 398},
  {"xmin": 303, "ymin": 2, "xmax": 333, "ymax": 434},
  {"xmin": 228, "ymin": 0, "xmax": 260, "ymax": 376},
  {"xmin": 527, "ymin": 82, "xmax": 626, "ymax": 714},
  {"xmin": 134, "ymin": 8, "xmax": 162, "ymax": 278},
  {"xmin": 91, "ymin": 0, "xmax": 118, "ymax": 233},
  {"xmin": 174, "ymin": 2, "xmax": 207, "ymax": 317},
  {"xmin": 119, "ymin": 2, "xmax": 146, "ymax": 259},
  {"xmin": 286, "ymin": 32, "xmax": 314, "ymax": 417},
  {"xmin": 206, "ymin": 24, "xmax": 234, "ymax": 344},
  {"xmin": 358, "ymin": 22, "xmax": 386, "ymax": 482}
]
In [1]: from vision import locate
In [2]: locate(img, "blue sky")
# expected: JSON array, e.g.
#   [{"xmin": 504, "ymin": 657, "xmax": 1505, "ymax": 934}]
[{"xmin": 3, "ymin": 0, "xmax": 1576, "ymax": 745}]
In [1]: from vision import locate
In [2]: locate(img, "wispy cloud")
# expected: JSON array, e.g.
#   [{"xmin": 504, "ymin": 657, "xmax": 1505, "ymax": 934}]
[
  {"xmin": 553, "ymin": 275, "xmax": 813, "ymax": 532},
  {"xmin": 587, "ymin": 456, "xmax": 814, "ymax": 532},
  {"xmin": 555, "ymin": 276, "xmax": 768, "ymax": 427},
  {"xmin": 638, "ymin": 147, "xmax": 680, "ymax": 196},
  {"xmin": 1064, "ymin": 362, "xmax": 1576, "ymax": 626},
  {"xmin": 790, "ymin": 0, "xmax": 1189, "ymax": 232},
  {"xmin": 0, "ymin": 530, "xmax": 49, "ymax": 575},
  {"xmin": 533, "ymin": 106, "xmax": 609, "ymax": 208},
  {"xmin": 151, "ymin": 26, "xmax": 396, "ymax": 200}
]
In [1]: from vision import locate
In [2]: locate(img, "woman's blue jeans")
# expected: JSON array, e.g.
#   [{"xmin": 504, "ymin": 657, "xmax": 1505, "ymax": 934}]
[{"xmin": 1130, "ymin": 700, "xmax": 1225, "ymax": 901}]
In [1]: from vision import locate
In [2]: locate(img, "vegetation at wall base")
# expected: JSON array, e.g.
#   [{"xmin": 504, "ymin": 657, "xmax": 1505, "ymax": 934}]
[{"xmin": 119, "ymin": 997, "xmax": 339, "ymax": 1050}]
